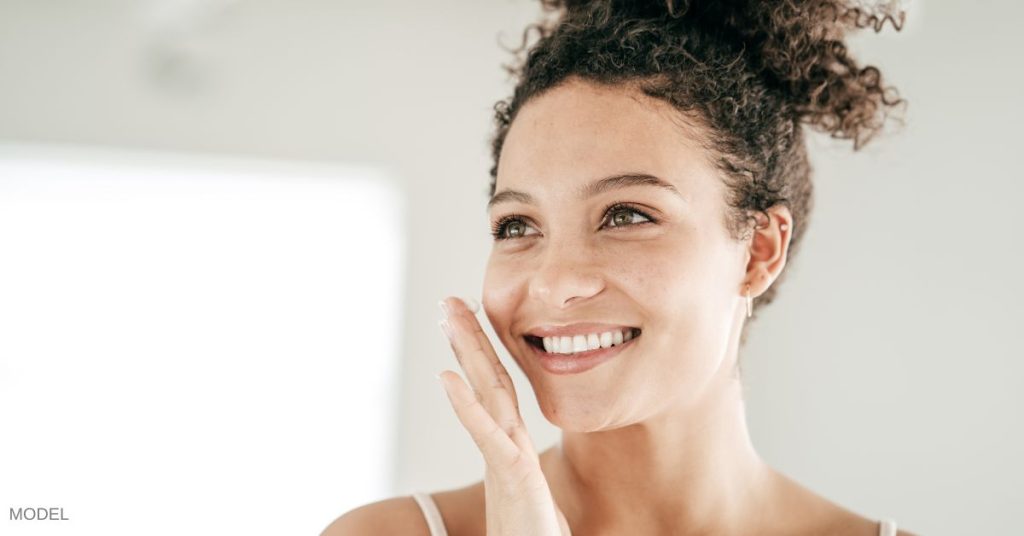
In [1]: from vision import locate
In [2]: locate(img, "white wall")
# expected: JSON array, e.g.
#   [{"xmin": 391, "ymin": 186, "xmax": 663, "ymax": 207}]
[
  {"xmin": 1, "ymin": 1, "xmax": 1021, "ymax": 534},
  {"xmin": 0, "ymin": 143, "xmax": 406, "ymax": 535}
]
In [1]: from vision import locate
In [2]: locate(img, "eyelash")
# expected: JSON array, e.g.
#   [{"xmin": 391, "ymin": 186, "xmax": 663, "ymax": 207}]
[{"xmin": 490, "ymin": 202, "xmax": 657, "ymax": 241}]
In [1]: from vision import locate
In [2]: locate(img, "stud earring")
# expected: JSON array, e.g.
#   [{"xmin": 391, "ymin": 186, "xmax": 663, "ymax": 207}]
[
  {"xmin": 780, "ymin": 223, "xmax": 789, "ymax": 232},
  {"xmin": 745, "ymin": 284, "xmax": 753, "ymax": 318}
]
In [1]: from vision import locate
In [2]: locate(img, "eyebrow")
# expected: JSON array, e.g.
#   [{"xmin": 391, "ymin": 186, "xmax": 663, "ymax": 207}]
[{"xmin": 487, "ymin": 173, "xmax": 682, "ymax": 210}]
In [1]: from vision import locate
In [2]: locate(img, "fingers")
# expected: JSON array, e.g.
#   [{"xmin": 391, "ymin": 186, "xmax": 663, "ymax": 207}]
[
  {"xmin": 440, "ymin": 297, "xmax": 523, "ymax": 436},
  {"xmin": 437, "ymin": 369, "xmax": 522, "ymax": 470},
  {"xmin": 457, "ymin": 300, "xmax": 519, "ymax": 398}
]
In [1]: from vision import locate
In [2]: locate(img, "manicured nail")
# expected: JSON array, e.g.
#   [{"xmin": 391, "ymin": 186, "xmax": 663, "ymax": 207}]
[
  {"xmin": 439, "ymin": 319, "xmax": 453, "ymax": 340},
  {"xmin": 437, "ymin": 374, "xmax": 451, "ymax": 398},
  {"xmin": 438, "ymin": 299, "xmax": 451, "ymax": 318},
  {"xmin": 461, "ymin": 297, "xmax": 480, "ymax": 314}
]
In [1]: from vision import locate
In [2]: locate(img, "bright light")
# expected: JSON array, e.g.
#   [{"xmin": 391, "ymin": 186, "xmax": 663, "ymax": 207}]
[{"xmin": 0, "ymin": 143, "xmax": 405, "ymax": 535}]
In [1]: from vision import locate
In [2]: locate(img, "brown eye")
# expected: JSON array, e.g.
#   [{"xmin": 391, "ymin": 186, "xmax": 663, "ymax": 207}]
[
  {"xmin": 604, "ymin": 205, "xmax": 653, "ymax": 228},
  {"xmin": 506, "ymin": 221, "xmax": 526, "ymax": 238},
  {"xmin": 491, "ymin": 215, "xmax": 538, "ymax": 241}
]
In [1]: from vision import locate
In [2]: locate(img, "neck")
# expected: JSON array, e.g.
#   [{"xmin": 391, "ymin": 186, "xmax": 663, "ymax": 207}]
[{"xmin": 542, "ymin": 372, "xmax": 777, "ymax": 535}]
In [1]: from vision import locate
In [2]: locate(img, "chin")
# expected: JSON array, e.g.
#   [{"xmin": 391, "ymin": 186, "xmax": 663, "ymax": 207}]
[{"xmin": 531, "ymin": 387, "xmax": 625, "ymax": 433}]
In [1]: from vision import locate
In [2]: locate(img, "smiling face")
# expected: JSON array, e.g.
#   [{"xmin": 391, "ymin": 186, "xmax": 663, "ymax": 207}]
[{"xmin": 482, "ymin": 77, "xmax": 753, "ymax": 432}]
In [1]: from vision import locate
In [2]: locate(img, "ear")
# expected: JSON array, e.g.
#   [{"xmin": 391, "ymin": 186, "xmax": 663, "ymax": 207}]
[{"xmin": 743, "ymin": 204, "xmax": 793, "ymax": 298}]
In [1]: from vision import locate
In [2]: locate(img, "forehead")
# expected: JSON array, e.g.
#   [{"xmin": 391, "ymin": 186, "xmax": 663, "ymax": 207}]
[{"xmin": 496, "ymin": 78, "xmax": 715, "ymax": 198}]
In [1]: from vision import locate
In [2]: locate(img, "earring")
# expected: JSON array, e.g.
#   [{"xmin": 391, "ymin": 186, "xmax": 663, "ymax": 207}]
[
  {"xmin": 745, "ymin": 284, "xmax": 753, "ymax": 318},
  {"xmin": 780, "ymin": 223, "xmax": 789, "ymax": 232}
]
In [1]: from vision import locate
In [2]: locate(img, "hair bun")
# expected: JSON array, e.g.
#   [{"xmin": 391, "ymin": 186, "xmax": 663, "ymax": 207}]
[{"xmin": 536, "ymin": 0, "xmax": 907, "ymax": 149}]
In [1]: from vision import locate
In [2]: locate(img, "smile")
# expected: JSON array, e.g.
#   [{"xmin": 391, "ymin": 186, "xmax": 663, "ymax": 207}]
[
  {"xmin": 523, "ymin": 328, "xmax": 641, "ymax": 375},
  {"xmin": 524, "ymin": 327, "xmax": 641, "ymax": 355}
]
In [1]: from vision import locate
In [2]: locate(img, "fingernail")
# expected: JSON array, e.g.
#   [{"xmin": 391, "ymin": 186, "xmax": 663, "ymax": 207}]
[
  {"xmin": 461, "ymin": 297, "xmax": 480, "ymax": 314},
  {"xmin": 437, "ymin": 299, "xmax": 450, "ymax": 318},
  {"xmin": 439, "ymin": 319, "xmax": 453, "ymax": 340}
]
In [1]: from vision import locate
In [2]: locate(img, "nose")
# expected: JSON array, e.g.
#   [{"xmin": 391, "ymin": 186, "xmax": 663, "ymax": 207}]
[{"xmin": 527, "ymin": 242, "xmax": 606, "ymax": 309}]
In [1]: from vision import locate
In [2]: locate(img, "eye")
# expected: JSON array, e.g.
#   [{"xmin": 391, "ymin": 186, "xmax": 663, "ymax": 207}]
[
  {"xmin": 491, "ymin": 214, "xmax": 538, "ymax": 241},
  {"xmin": 490, "ymin": 203, "xmax": 657, "ymax": 242},
  {"xmin": 601, "ymin": 203, "xmax": 655, "ymax": 229}
]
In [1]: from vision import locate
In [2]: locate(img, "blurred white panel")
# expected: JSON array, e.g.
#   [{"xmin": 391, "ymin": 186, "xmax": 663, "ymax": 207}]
[{"xmin": 0, "ymin": 143, "xmax": 405, "ymax": 535}]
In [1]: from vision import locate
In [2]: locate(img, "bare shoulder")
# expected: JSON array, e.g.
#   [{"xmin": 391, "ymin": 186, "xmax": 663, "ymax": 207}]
[
  {"xmin": 319, "ymin": 495, "xmax": 430, "ymax": 536},
  {"xmin": 819, "ymin": 512, "xmax": 922, "ymax": 536},
  {"xmin": 813, "ymin": 503, "xmax": 922, "ymax": 536},
  {"xmin": 319, "ymin": 482, "xmax": 485, "ymax": 536},
  {"xmin": 769, "ymin": 470, "xmax": 920, "ymax": 536},
  {"xmin": 429, "ymin": 481, "xmax": 486, "ymax": 536}
]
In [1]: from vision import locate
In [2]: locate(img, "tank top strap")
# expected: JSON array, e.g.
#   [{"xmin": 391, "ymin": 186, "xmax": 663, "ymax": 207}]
[
  {"xmin": 878, "ymin": 518, "xmax": 898, "ymax": 536},
  {"xmin": 411, "ymin": 492, "xmax": 449, "ymax": 536}
]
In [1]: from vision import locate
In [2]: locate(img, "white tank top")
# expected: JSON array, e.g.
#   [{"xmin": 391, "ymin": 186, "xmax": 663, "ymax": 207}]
[{"xmin": 411, "ymin": 492, "xmax": 899, "ymax": 536}]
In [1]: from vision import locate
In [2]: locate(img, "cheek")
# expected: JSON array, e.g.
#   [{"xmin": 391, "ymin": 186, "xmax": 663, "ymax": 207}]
[
  {"xmin": 482, "ymin": 254, "xmax": 522, "ymax": 312},
  {"xmin": 482, "ymin": 254, "xmax": 526, "ymax": 348},
  {"xmin": 638, "ymin": 237, "xmax": 739, "ymax": 380},
  {"xmin": 602, "ymin": 239, "xmax": 690, "ymax": 305},
  {"xmin": 611, "ymin": 235, "xmax": 729, "ymax": 343}
]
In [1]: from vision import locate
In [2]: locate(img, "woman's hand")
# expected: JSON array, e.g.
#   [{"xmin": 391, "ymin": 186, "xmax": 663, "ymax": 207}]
[{"xmin": 437, "ymin": 296, "xmax": 571, "ymax": 536}]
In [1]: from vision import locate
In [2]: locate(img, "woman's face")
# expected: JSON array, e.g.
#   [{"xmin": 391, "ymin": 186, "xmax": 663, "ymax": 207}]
[{"xmin": 482, "ymin": 78, "xmax": 751, "ymax": 432}]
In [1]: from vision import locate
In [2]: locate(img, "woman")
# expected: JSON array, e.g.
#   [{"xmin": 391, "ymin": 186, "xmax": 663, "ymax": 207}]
[{"xmin": 325, "ymin": 0, "xmax": 912, "ymax": 534}]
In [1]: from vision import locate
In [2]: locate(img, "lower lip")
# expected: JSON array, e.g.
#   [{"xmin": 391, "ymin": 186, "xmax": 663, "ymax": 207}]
[{"xmin": 528, "ymin": 336, "xmax": 638, "ymax": 375}]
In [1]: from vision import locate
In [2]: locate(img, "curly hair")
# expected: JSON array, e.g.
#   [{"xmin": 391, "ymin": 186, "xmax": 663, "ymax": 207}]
[{"xmin": 487, "ymin": 0, "xmax": 907, "ymax": 343}]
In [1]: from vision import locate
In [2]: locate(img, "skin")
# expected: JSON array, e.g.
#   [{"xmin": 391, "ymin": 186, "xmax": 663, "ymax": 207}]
[
  {"xmin": 321, "ymin": 76, "xmax": 914, "ymax": 535},
  {"xmin": 477, "ymin": 76, "xmax": 799, "ymax": 534},
  {"xmin": 475, "ymin": 75, "xmax": 869, "ymax": 535}
]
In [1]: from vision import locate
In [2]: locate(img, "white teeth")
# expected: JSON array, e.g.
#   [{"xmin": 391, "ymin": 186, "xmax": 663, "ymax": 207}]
[{"xmin": 539, "ymin": 329, "xmax": 637, "ymax": 355}]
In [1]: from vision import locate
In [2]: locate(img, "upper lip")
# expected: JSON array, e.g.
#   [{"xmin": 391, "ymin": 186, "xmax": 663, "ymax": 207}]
[{"xmin": 524, "ymin": 322, "xmax": 640, "ymax": 338}]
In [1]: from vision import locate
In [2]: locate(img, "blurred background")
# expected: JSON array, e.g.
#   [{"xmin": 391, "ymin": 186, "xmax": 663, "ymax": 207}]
[{"xmin": 1, "ymin": 1, "xmax": 1021, "ymax": 534}]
